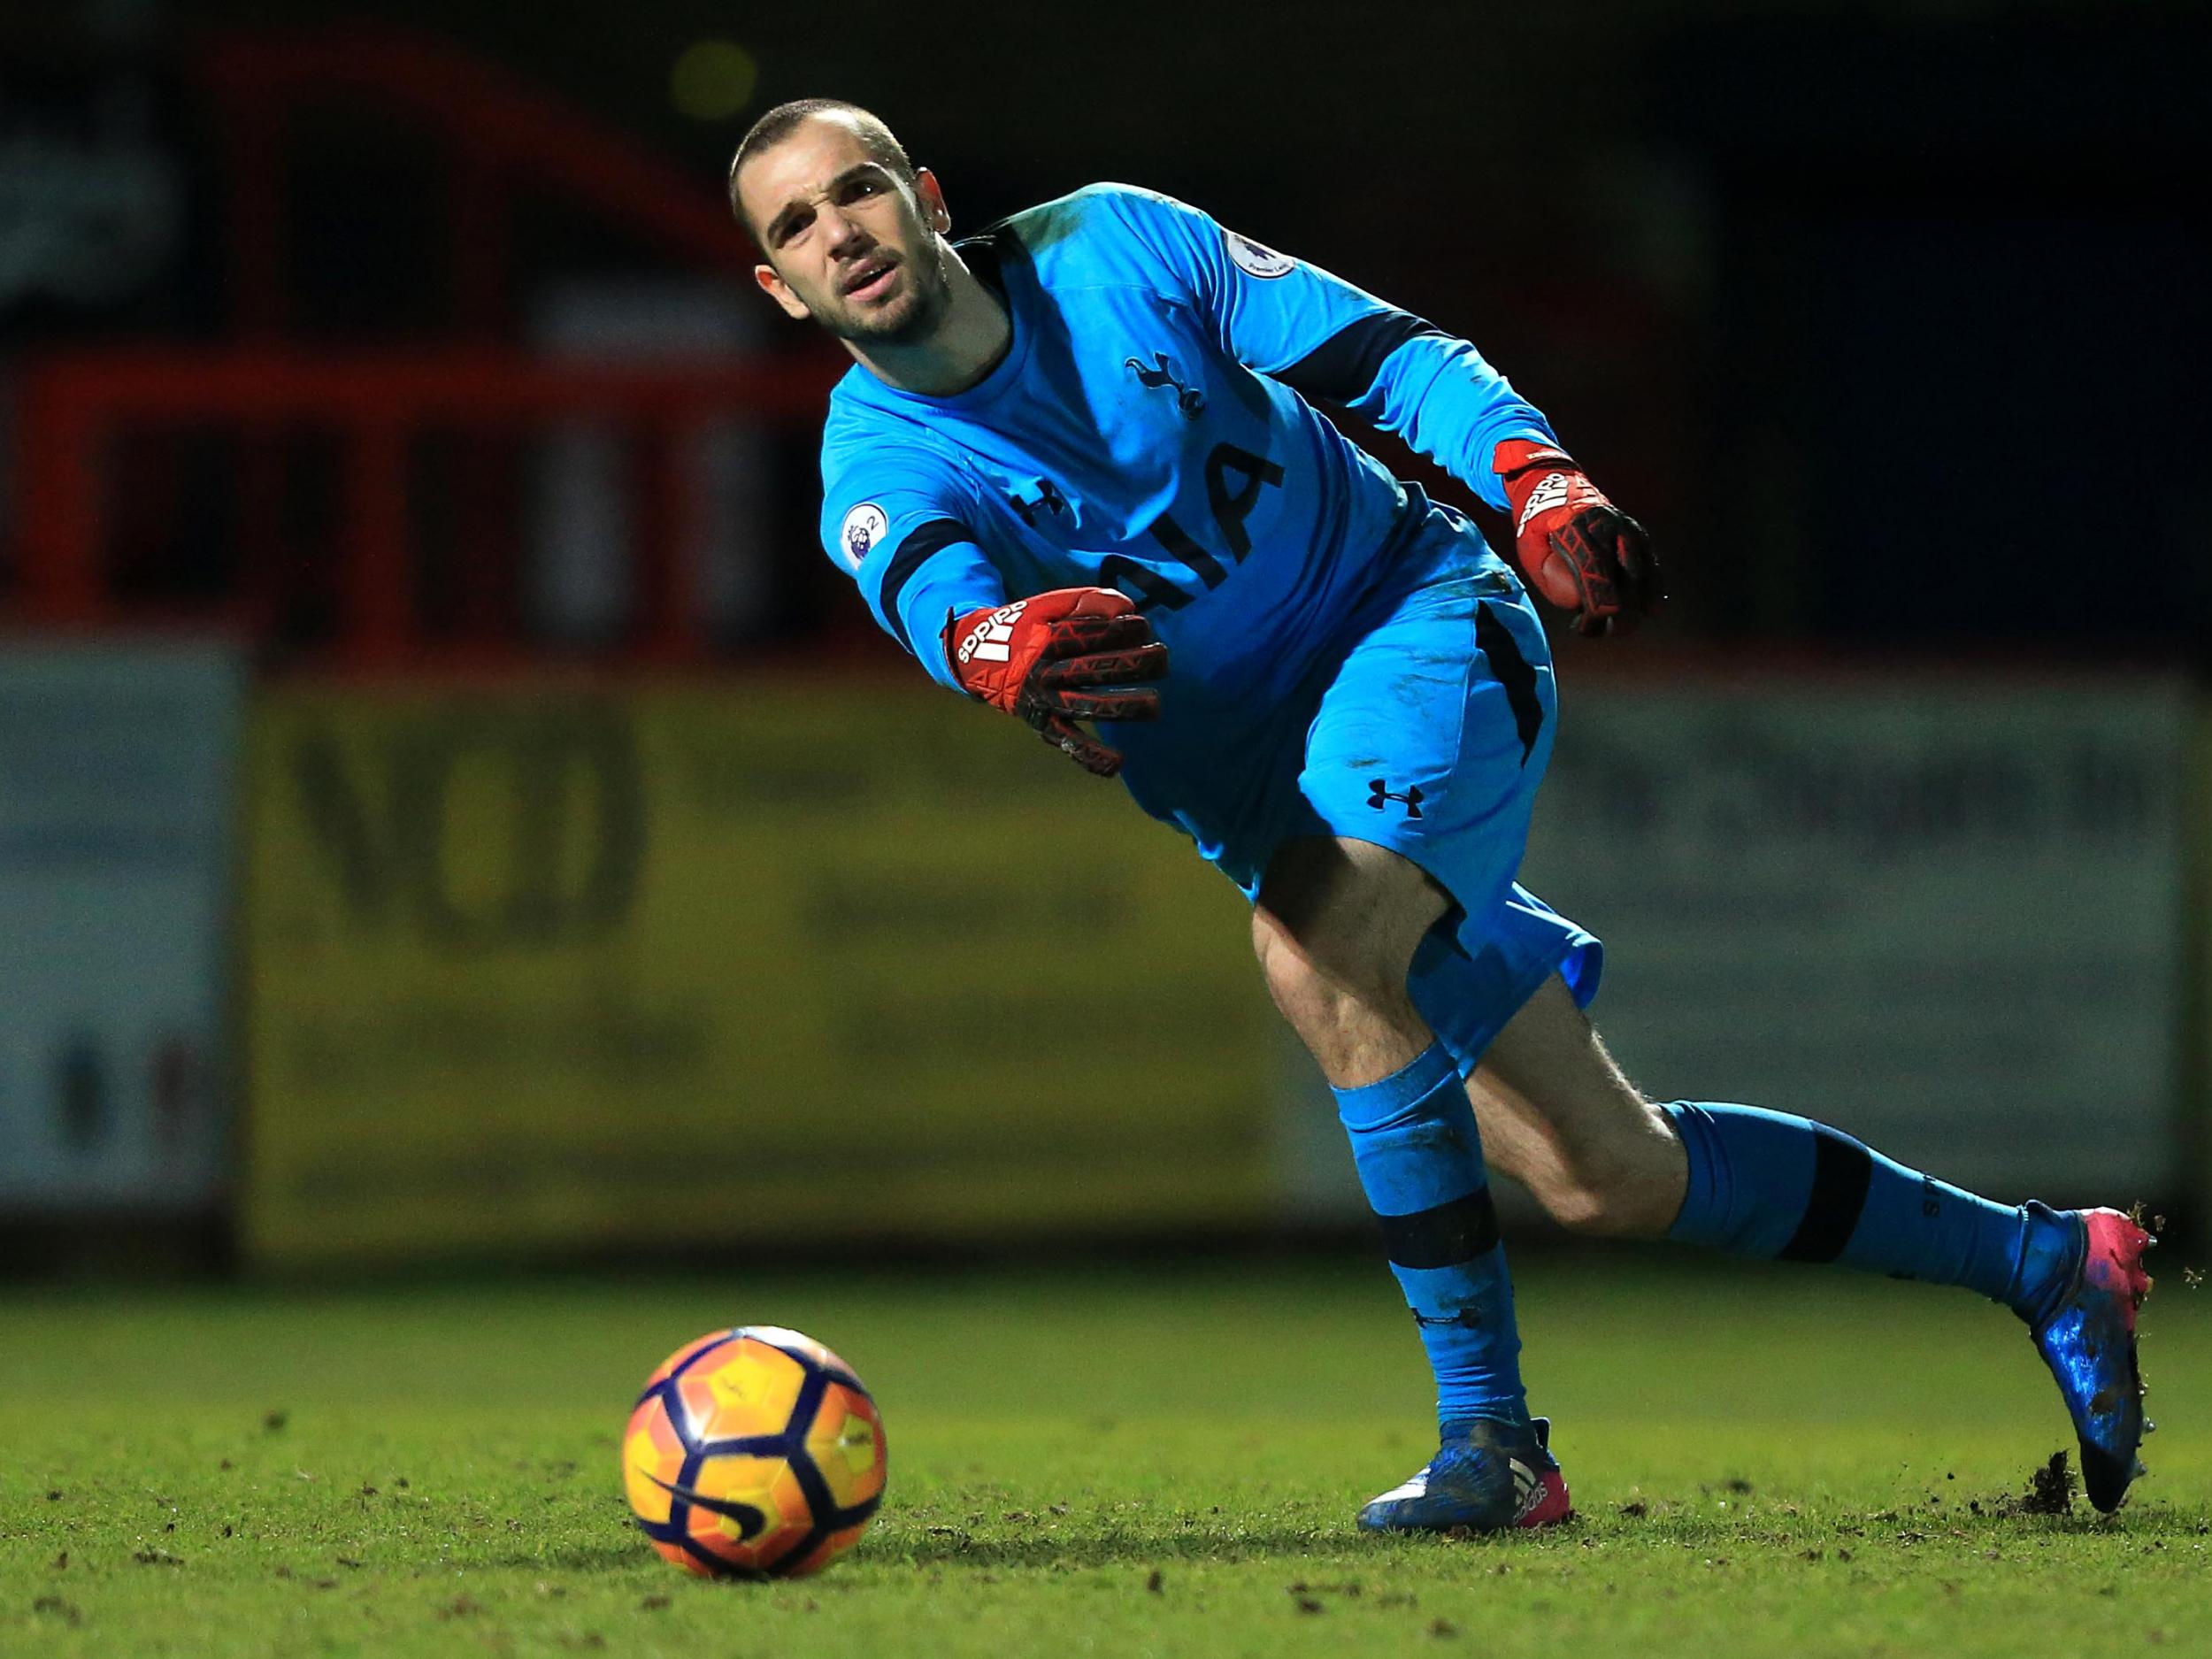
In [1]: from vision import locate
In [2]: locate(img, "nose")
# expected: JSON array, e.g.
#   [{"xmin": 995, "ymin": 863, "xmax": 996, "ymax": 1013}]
[{"xmin": 819, "ymin": 204, "xmax": 869, "ymax": 256}]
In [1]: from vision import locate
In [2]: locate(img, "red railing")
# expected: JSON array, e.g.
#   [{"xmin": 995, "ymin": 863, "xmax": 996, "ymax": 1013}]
[
  {"xmin": 12, "ymin": 349, "xmax": 838, "ymax": 664},
  {"xmin": 193, "ymin": 28, "xmax": 760, "ymax": 337},
  {"xmin": 1, "ymin": 28, "xmax": 849, "ymax": 665}
]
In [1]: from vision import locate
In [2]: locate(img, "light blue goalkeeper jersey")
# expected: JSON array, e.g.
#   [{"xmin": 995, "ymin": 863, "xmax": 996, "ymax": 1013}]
[{"xmin": 818, "ymin": 183, "xmax": 1557, "ymax": 715}]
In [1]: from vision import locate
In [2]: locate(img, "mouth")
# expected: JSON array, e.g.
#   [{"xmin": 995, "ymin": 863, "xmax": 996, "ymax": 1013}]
[{"xmin": 841, "ymin": 255, "xmax": 901, "ymax": 301}]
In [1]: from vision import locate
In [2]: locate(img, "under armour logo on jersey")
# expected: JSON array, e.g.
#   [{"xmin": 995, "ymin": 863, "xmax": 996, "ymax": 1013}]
[
  {"xmin": 1367, "ymin": 779, "xmax": 1425, "ymax": 818},
  {"xmin": 1010, "ymin": 479, "xmax": 1068, "ymax": 526},
  {"xmin": 1515, "ymin": 472, "xmax": 1571, "ymax": 534},
  {"xmin": 1125, "ymin": 351, "xmax": 1206, "ymax": 419}
]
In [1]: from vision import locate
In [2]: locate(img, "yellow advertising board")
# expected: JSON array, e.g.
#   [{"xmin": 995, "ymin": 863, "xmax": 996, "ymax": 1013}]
[{"xmin": 242, "ymin": 680, "xmax": 1277, "ymax": 1267}]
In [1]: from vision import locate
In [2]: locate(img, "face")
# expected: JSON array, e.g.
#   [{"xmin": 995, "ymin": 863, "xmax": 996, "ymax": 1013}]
[{"xmin": 739, "ymin": 115, "xmax": 953, "ymax": 346}]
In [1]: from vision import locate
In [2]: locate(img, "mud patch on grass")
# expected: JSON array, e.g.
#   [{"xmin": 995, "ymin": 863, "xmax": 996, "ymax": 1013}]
[{"xmin": 2017, "ymin": 1452, "xmax": 2075, "ymax": 1516}]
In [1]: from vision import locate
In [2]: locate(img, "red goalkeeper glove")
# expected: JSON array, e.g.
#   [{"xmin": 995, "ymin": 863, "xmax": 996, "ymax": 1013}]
[
  {"xmin": 945, "ymin": 588, "xmax": 1168, "ymax": 777},
  {"xmin": 1493, "ymin": 440, "xmax": 1663, "ymax": 638}
]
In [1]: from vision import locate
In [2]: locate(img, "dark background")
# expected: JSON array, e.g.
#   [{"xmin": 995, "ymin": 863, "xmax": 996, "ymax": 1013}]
[{"xmin": 3, "ymin": 0, "xmax": 2205, "ymax": 660}]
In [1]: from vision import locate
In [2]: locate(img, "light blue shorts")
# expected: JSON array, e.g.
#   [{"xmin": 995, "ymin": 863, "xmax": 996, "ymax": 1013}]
[{"xmin": 1129, "ymin": 498, "xmax": 1602, "ymax": 1072}]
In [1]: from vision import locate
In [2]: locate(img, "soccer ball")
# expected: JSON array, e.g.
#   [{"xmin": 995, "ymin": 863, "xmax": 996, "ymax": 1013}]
[{"xmin": 623, "ymin": 1325, "xmax": 887, "ymax": 1578}]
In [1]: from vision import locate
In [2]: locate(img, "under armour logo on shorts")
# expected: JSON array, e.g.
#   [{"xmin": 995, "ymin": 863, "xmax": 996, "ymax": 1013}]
[{"xmin": 1367, "ymin": 779, "xmax": 1425, "ymax": 818}]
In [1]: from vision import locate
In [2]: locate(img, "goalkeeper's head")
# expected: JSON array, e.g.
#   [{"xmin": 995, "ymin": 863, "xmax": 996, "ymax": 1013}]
[{"xmin": 730, "ymin": 101, "xmax": 955, "ymax": 348}]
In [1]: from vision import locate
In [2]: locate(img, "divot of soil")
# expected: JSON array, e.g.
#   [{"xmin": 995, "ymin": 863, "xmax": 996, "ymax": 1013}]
[{"xmin": 2019, "ymin": 1451, "xmax": 2075, "ymax": 1516}]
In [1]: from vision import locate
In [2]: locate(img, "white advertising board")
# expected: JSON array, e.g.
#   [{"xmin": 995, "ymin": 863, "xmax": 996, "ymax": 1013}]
[
  {"xmin": 1519, "ymin": 672, "xmax": 2188, "ymax": 1203},
  {"xmin": 0, "ymin": 641, "xmax": 242, "ymax": 1214}
]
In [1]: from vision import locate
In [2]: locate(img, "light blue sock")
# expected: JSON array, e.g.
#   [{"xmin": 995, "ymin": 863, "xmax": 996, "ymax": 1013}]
[
  {"xmin": 1662, "ymin": 1102, "xmax": 2081, "ymax": 1323},
  {"xmin": 1334, "ymin": 1041, "xmax": 1528, "ymax": 1429}
]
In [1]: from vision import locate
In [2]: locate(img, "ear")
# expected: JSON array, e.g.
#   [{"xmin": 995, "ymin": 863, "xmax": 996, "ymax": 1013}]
[
  {"xmin": 753, "ymin": 261, "xmax": 811, "ymax": 321},
  {"xmin": 913, "ymin": 167, "xmax": 952, "ymax": 235}
]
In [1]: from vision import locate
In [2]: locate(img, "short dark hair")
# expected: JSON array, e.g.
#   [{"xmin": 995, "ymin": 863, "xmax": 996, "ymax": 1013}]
[{"xmin": 726, "ymin": 99, "xmax": 916, "ymax": 241}]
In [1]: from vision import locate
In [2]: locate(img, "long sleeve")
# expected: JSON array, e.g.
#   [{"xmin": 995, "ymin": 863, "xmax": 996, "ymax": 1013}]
[
  {"xmin": 1100, "ymin": 186, "xmax": 1557, "ymax": 511},
  {"xmin": 819, "ymin": 439, "xmax": 1005, "ymax": 689}
]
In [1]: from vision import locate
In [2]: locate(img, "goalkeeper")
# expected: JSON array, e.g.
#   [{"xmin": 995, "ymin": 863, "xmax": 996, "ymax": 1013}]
[{"xmin": 728, "ymin": 101, "xmax": 2155, "ymax": 1531}]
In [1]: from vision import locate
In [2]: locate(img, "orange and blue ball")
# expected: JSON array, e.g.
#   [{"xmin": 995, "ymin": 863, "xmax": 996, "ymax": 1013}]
[{"xmin": 623, "ymin": 1325, "xmax": 887, "ymax": 1578}]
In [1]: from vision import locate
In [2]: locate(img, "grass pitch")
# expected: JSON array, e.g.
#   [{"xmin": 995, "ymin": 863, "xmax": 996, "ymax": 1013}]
[{"xmin": 4, "ymin": 1252, "xmax": 2208, "ymax": 1657}]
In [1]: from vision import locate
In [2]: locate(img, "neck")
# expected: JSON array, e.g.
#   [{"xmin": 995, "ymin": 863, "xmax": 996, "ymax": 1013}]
[{"xmin": 846, "ymin": 241, "xmax": 1011, "ymax": 397}]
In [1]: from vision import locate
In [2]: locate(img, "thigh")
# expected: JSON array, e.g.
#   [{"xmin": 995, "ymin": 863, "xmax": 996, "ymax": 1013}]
[
  {"xmin": 1297, "ymin": 542, "xmax": 1556, "ymax": 951},
  {"xmin": 1254, "ymin": 833, "xmax": 1450, "ymax": 990},
  {"xmin": 1251, "ymin": 833, "xmax": 1456, "ymax": 1087}
]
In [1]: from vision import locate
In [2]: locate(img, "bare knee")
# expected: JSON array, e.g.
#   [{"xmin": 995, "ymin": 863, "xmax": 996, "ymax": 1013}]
[
  {"xmin": 1533, "ymin": 1141, "xmax": 1664, "ymax": 1238},
  {"xmin": 1251, "ymin": 837, "xmax": 1449, "ymax": 1087},
  {"xmin": 1253, "ymin": 914, "xmax": 1425, "ymax": 1084}
]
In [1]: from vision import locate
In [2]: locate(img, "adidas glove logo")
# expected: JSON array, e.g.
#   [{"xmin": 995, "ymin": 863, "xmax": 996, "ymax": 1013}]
[
  {"xmin": 1516, "ymin": 472, "xmax": 1571, "ymax": 534},
  {"xmin": 956, "ymin": 599, "xmax": 1030, "ymax": 665}
]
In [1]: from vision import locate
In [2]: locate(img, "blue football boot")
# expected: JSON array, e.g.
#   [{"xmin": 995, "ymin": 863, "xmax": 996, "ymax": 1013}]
[
  {"xmin": 1357, "ymin": 1416, "xmax": 1572, "ymax": 1532},
  {"xmin": 2029, "ymin": 1207, "xmax": 2155, "ymax": 1513}
]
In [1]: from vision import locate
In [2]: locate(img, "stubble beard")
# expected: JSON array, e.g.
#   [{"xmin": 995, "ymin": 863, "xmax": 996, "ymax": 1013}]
[{"xmin": 826, "ymin": 235, "xmax": 952, "ymax": 347}]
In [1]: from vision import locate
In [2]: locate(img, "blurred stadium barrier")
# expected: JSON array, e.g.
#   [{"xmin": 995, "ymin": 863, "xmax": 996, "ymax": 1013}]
[
  {"xmin": 13, "ymin": 349, "xmax": 833, "ymax": 665},
  {"xmin": 237, "ymin": 667, "xmax": 2201, "ymax": 1269},
  {"xmin": 6, "ymin": 27, "xmax": 852, "ymax": 671},
  {"xmin": 0, "ymin": 641, "xmax": 242, "ymax": 1224},
  {"xmin": 240, "ymin": 679, "xmax": 1275, "ymax": 1268},
  {"xmin": 4, "ymin": 659, "xmax": 2200, "ymax": 1265}
]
